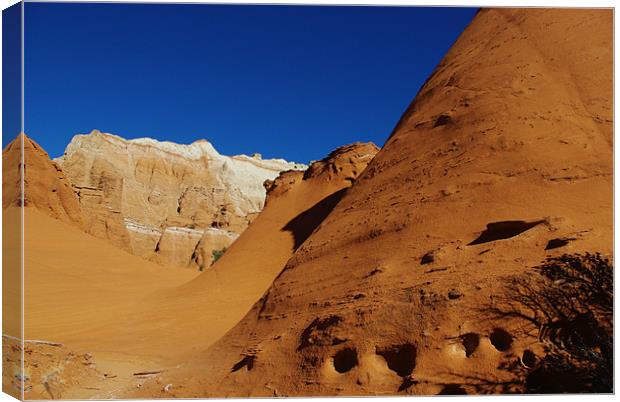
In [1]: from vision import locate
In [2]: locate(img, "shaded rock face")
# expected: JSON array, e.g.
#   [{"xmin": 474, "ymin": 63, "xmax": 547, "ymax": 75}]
[
  {"xmin": 137, "ymin": 9, "xmax": 611, "ymax": 397},
  {"xmin": 55, "ymin": 130, "xmax": 305, "ymax": 268},
  {"xmin": 3, "ymin": 135, "xmax": 83, "ymax": 227}
]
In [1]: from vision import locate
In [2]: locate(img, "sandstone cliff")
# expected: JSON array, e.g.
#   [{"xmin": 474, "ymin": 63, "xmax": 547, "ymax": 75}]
[
  {"xmin": 3, "ymin": 134, "xmax": 83, "ymax": 227},
  {"xmin": 55, "ymin": 130, "xmax": 305, "ymax": 268},
  {"xmin": 134, "ymin": 8, "xmax": 612, "ymax": 397}
]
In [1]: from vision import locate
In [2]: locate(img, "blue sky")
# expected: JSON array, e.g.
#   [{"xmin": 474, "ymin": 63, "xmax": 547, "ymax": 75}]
[
  {"xmin": 17, "ymin": 3, "xmax": 476, "ymax": 163},
  {"xmin": 2, "ymin": 2, "xmax": 21, "ymax": 146}
]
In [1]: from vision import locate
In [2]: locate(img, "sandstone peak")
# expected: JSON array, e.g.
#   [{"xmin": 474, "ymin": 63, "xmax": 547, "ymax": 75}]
[
  {"xmin": 3, "ymin": 134, "xmax": 83, "ymax": 227},
  {"xmin": 62, "ymin": 130, "xmax": 223, "ymax": 162},
  {"xmin": 302, "ymin": 141, "xmax": 379, "ymax": 181},
  {"xmin": 264, "ymin": 142, "xmax": 378, "ymax": 206}
]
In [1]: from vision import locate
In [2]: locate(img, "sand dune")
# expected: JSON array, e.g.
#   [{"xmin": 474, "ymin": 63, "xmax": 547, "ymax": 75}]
[
  {"xmin": 131, "ymin": 8, "xmax": 612, "ymax": 397},
  {"xmin": 19, "ymin": 207, "xmax": 198, "ymax": 398},
  {"xmin": 23, "ymin": 207, "xmax": 198, "ymax": 347},
  {"xmin": 3, "ymin": 135, "xmax": 84, "ymax": 345}
]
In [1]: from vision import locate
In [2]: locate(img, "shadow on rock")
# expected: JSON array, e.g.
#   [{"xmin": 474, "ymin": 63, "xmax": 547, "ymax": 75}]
[
  {"xmin": 282, "ymin": 188, "xmax": 348, "ymax": 250},
  {"xmin": 460, "ymin": 253, "xmax": 613, "ymax": 394}
]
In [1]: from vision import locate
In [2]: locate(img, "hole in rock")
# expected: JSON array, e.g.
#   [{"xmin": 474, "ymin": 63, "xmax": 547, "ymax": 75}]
[
  {"xmin": 468, "ymin": 220, "xmax": 545, "ymax": 245},
  {"xmin": 420, "ymin": 251, "xmax": 435, "ymax": 265},
  {"xmin": 448, "ymin": 289, "xmax": 462, "ymax": 300},
  {"xmin": 333, "ymin": 347, "xmax": 358, "ymax": 373},
  {"xmin": 231, "ymin": 355, "xmax": 255, "ymax": 372},
  {"xmin": 434, "ymin": 114, "xmax": 453, "ymax": 127},
  {"xmin": 545, "ymin": 238, "xmax": 572, "ymax": 250},
  {"xmin": 490, "ymin": 328, "xmax": 513, "ymax": 352},
  {"xmin": 438, "ymin": 384, "xmax": 467, "ymax": 395},
  {"xmin": 460, "ymin": 333, "xmax": 480, "ymax": 357},
  {"xmin": 521, "ymin": 349, "xmax": 537, "ymax": 368},
  {"xmin": 376, "ymin": 344, "xmax": 417, "ymax": 377}
]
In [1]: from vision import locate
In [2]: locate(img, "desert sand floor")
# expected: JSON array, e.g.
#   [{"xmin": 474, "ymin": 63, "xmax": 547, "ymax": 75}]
[{"xmin": 20, "ymin": 207, "xmax": 198, "ymax": 398}]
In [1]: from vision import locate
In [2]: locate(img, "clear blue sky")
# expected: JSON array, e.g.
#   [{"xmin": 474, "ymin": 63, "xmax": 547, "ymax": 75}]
[
  {"xmin": 17, "ymin": 3, "xmax": 476, "ymax": 163},
  {"xmin": 2, "ymin": 2, "xmax": 21, "ymax": 146}
]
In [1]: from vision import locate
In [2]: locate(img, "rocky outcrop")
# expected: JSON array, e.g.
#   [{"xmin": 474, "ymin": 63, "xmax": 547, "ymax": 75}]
[
  {"xmin": 3, "ymin": 134, "xmax": 83, "ymax": 227},
  {"xmin": 55, "ymin": 130, "xmax": 305, "ymax": 268}
]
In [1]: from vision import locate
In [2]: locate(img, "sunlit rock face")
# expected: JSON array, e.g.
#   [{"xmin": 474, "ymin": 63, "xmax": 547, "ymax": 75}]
[
  {"xmin": 56, "ymin": 130, "xmax": 306, "ymax": 268},
  {"xmin": 3, "ymin": 134, "xmax": 84, "ymax": 227}
]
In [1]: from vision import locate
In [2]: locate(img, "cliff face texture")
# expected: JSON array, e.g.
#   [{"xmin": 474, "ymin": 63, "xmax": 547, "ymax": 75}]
[
  {"xmin": 55, "ymin": 130, "xmax": 305, "ymax": 268},
  {"xmin": 3, "ymin": 135, "xmax": 83, "ymax": 227},
  {"xmin": 135, "ymin": 8, "xmax": 611, "ymax": 397}
]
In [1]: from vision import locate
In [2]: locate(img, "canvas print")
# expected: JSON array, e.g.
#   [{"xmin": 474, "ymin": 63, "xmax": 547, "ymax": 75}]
[{"xmin": 1, "ymin": 1, "xmax": 613, "ymax": 399}]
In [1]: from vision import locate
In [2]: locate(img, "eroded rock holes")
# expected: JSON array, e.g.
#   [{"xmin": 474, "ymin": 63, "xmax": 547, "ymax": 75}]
[
  {"xmin": 376, "ymin": 343, "xmax": 417, "ymax": 377},
  {"xmin": 333, "ymin": 347, "xmax": 358, "ymax": 373},
  {"xmin": 460, "ymin": 333, "xmax": 480, "ymax": 357},
  {"xmin": 490, "ymin": 328, "xmax": 513, "ymax": 351}
]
